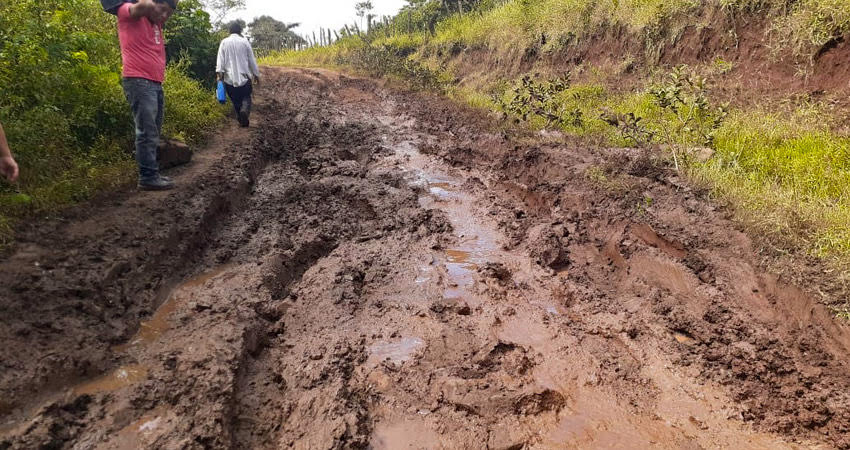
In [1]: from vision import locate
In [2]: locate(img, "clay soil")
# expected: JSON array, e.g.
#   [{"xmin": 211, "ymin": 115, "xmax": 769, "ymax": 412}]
[{"xmin": 1, "ymin": 68, "xmax": 850, "ymax": 449}]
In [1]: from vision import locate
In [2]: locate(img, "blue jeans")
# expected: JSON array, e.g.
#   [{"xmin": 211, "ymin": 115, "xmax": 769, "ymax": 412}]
[{"xmin": 123, "ymin": 78, "xmax": 164, "ymax": 183}]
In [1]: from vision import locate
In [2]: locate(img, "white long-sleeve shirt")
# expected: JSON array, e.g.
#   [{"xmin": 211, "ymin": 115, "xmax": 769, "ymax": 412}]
[{"xmin": 216, "ymin": 34, "xmax": 260, "ymax": 87}]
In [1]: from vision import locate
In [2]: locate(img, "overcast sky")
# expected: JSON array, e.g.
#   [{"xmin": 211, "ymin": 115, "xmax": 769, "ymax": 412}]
[{"xmin": 224, "ymin": 0, "xmax": 408, "ymax": 38}]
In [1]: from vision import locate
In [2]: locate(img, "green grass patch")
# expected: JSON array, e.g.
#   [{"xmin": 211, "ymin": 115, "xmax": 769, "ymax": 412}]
[
  {"xmin": 163, "ymin": 61, "xmax": 227, "ymax": 145},
  {"xmin": 478, "ymin": 70, "xmax": 850, "ymax": 268},
  {"xmin": 432, "ymin": 0, "xmax": 701, "ymax": 52},
  {"xmin": 428, "ymin": 0, "xmax": 850, "ymax": 60},
  {"xmin": 692, "ymin": 107, "xmax": 850, "ymax": 262}
]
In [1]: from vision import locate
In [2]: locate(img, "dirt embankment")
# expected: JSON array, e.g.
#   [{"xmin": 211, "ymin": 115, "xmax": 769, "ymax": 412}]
[
  {"xmin": 441, "ymin": 6, "xmax": 850, "ymax": 105},
  {"xmin": 1, "ymin": 68, "xmax": 849, "ymax": 449}
]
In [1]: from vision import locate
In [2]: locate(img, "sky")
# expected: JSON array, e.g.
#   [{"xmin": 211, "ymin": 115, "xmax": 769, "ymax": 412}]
[{"xmin": 224, "ymin": 0, "xmax": 409, "ymax": 39}]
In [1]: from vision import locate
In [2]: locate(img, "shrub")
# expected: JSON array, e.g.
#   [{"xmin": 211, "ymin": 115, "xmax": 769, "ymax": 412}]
[
  {"xmin": 0, "ymin": 0, "xmax": 226, "ymax": 244},
  {"xmin": 163, "ymin": 61, "xmax": 226, "ymax": 144}
]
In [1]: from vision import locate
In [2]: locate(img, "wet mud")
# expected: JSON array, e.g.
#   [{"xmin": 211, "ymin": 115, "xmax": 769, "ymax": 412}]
[{"xmin": 1, "ymin": 67, "xmax": 849, "ymax": 449}]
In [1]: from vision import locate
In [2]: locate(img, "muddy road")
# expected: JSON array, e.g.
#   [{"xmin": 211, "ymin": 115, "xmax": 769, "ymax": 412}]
[{"xmin": 1, "ymin": 68, "xmax": 850, "ymax": 449}]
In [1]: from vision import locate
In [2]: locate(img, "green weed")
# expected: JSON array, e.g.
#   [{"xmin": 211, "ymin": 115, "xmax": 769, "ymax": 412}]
[{"xmin": 691, "ymin": 105, "xmax": 850, "ymax": 262}]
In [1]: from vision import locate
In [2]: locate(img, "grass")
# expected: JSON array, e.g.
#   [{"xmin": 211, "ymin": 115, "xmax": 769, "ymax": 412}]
[
  {"xmin": 262, "ymin": 45, "xmax": 347, "ymax": 68},
  {"xmin": 457, "ymin": 70, "xmax": 850, "ymax": 268},
  {"xmin": 692, "ymin": 106, "xmax": 850, "ymax": 262},
  {"xmin": 429, "ymin": 0, "xmax": 850, "ymax": 60},
  {"xmin": 432, "ymin": 0, "xmax": 701, "ymax": 51}
]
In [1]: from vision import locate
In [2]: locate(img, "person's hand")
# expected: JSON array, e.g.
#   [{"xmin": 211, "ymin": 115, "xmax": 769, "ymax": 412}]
[
  {"xmin": 157, "ymin": 5, "xmax": 173, "ymax": 24},
  {"xmin": 0, "ymin": 156, "xmax": 19, "ymax": 183},
  {"xmin": 129, "ymin": 0, "xmax": 155, "ymax": 19},
  {"xmin": 253, "ymin": 76, "xmax": 260, "ymax": 86}
]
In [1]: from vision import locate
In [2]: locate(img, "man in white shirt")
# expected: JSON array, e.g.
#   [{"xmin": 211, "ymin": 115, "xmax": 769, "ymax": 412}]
[{"xmin": 216, "ymin": 21, "xmax": 261, "ymax": 127}]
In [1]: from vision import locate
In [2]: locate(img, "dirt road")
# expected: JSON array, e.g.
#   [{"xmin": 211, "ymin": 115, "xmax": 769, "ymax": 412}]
[{"xmin": 1, "ymin": 68, "xmax": 849, "ymax": 449}]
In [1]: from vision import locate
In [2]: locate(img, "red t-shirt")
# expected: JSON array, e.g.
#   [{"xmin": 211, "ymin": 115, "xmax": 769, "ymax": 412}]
[{"xmin": 117, "ymin": 3, "xmax": 166, "ymax": 83}]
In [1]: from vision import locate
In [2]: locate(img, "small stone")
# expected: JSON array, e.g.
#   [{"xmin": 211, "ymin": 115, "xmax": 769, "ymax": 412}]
[{"xmin": 157, "ymin": 138, "xmax": 193, "ymax": 169}]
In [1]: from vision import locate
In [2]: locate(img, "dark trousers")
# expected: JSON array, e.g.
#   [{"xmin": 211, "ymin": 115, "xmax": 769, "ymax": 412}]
[
  {"xmin": 122, "ymin": 77, "xmax": 164, "ymax": 182},
  {"xmin": 225, "ymin": 80, "xmax": 253, "ymax": 122}
]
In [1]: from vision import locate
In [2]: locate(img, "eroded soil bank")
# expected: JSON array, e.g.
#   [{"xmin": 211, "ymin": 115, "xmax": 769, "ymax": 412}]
[{"xmin": 1, "ymin": 68, "xmax": 849, "ymax": 449}]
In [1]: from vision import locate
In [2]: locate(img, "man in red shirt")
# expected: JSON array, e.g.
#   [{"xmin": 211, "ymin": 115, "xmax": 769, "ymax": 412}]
[{"xmin": 118, "ymin": 0, "xmax": 177, "ymax": 190}]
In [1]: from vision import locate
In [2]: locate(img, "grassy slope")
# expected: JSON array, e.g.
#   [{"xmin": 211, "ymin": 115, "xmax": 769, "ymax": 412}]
[{"xmin": 266, "ymin": 0, "xmax": 850, "ymax": 295}]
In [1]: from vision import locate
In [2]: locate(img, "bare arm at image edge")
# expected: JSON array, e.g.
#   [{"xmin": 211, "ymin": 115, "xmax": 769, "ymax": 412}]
[{"xmin": 0, "ymin": 122, "xmax": 20, "ymax": 183}]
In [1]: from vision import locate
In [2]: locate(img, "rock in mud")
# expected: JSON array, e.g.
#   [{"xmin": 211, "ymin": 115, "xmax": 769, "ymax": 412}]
[
  {"xmin": 480, "ymin": 262, "xmax": 512, "ymax": 285},
  {"xmin": 158, "ymin": 139, "xmax": 193, "ymax": 169},
  {"xmin": 488, "ymin": 426, "xmax": 526, "ymax": 450}
]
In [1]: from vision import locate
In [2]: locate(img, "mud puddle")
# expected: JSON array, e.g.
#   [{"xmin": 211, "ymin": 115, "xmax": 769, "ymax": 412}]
[
  {"xmin": 368, "ymin": 337, "xmax": 426, "ymax": 366},
  {"xmin": 4, "ymin": 68, "xmax": 846, "ymax": 449},
  {"xmin": 73, "ymin": 365, "xmax": 149, "ymax": 397},
  {"xmin": 371, "ymin": 102, "xmax": 810, "ymax": 448},
  {"xmin": 396, "ymin": 148, "xmax": 504, "ymax": 309},
  {"xmin": 114, "ymin": 265, "xmax": 236, "ymax": 353},
  {"xmin": 0, "ymin": 266, "xmax": 240, "ymax": 439}
]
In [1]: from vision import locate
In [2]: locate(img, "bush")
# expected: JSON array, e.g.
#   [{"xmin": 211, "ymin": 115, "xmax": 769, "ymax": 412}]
[
  {"xmin": 165, "ymin": 0, "xmax": 225, "ymax": 86},
  {"xmin": 163, "ymin": 61, "xmax": 226, "ymax": 144},
  {"xmin": 0, "ymin": 0, "xmax": 226, "ymax": 244}
]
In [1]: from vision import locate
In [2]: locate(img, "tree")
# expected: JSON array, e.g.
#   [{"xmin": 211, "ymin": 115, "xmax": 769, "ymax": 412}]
[
  {"xmin": 355, "ymin": 1, "xmax": 373, "ymax": 34},
  {"xmin": 247, "ymin": 16, "xmax": 303, "ymax": 51},
  {"xmin": 165, "ymin": 0, "xmax": 223, "ymax": 85},
  {"xmin": 202, "ymin": 0, "xmax": 245, "ymax": 26}
]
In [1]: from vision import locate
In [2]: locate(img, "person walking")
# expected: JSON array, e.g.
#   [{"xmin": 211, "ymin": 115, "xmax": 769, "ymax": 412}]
[
  {"xmin": 118, "ymin": 0, "xmax": 177, "ymax": 191},
  {"xmin": 0, "ymin": 122, "xmax": 19, "ymax": 183},
  {"xmin": 216, "ymin": 21, "xmax": 261, "ymax": 128}
]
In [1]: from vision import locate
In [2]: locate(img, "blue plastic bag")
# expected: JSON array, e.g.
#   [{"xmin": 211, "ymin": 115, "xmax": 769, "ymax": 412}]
[{"xmin": 216, "ymin": 81, "xmax": 227, "ymax": 104}]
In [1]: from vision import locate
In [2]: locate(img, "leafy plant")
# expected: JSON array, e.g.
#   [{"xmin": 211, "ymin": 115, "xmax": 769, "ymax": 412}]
[
  {"xmin": 496, "ymin": 73, "xmax": 581, "ymax": 128},
  {"xmin": 165, "ymin": 0, "xmax": 223, "ymax": 86},
  {"xmin": 0, "ymin": 0, "xmax": 226, "ymax": 243},
  {"xmin": 343, "ymin": 43, "xmax": 447, "ymax": 90},
  {"xmin": 648, "ymin": 65, "xmax": 727, "ymax": 169},
  {"xmin": 600, "ymin": 108, "xmax": 655, "ymax": 146}
]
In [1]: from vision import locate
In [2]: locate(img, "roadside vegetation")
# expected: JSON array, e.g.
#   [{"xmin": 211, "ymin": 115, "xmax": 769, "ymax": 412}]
[
  {"xmin": 266, "ymin": 0, "xmax": 850, "ymax": 283},
  {"xmin": 0, "ymin": 0, "xmax": 235, "ymax": 243}
]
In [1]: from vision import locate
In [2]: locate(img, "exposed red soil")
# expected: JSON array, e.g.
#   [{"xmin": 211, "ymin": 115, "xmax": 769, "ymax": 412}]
[
  {"xmin": 442, "ymin": 6, "xmax": 850, "ymax": 107},
  {"xmin": 0, "ymin": 68, "xmax": 849, "ymax": 449}
]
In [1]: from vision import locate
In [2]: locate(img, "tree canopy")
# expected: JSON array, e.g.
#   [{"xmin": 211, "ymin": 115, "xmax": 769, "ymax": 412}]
[{"xmin": 248, "ymin": 16, "xmax": 303, "ymax": 52}]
